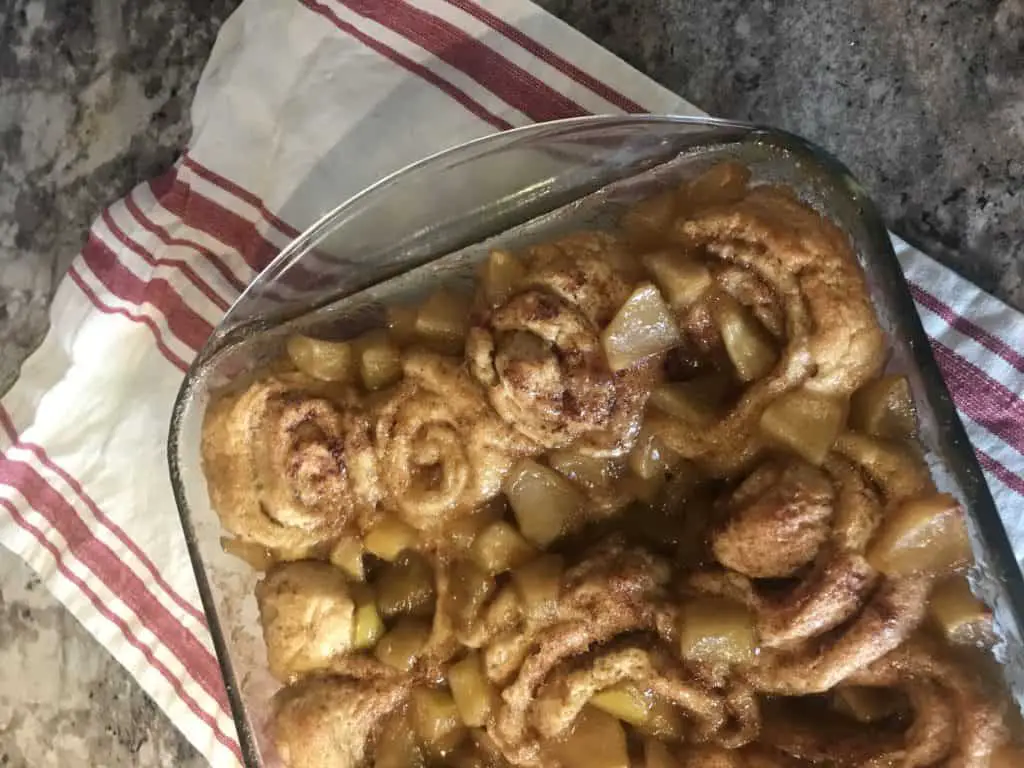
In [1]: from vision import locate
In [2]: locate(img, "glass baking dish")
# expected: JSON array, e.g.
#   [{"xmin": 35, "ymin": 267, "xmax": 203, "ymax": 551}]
[{"xmin": 167, "ymin": 115, "xmax": 1024, "ymax": 767}]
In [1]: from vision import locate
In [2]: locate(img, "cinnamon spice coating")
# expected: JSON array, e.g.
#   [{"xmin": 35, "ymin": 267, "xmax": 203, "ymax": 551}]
[
  {"xmin": 698, "ymin": 432, "xmax": 958, "ymax": 697},
  {"xmin": 644, "ymin": 185, "xmax": 886, "ymax": 475},
  {"xmin": 271, "ymin": 675, "xmax": 411, "ymax": 768},
  {"xmin": 373, "ymin": 350, "xmax": 539, "ymax": 530},
  {"xmin": 197, "ymin": 163, "xmax": 1016, "ymax": 768},
  {"xmin": 201, "ymin": 373, "xmax": 378, "ymax": 553},
  {"xmin": 467, "ymin": 232, "xmax": 654, "ymax": 457},
  {"xmin": 762, "ymin": 636, "xmax": 1007, "ymax": 767}
]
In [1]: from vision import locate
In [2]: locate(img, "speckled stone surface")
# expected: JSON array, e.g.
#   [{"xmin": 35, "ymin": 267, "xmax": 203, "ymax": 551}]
[
  {"xmin": 0, "ymin": 555, "xmax": 205, "ymax": 766},
  {"xmin": 0, "ymin": 0, "xmax": 239, "ymax": 393},
  {"xmin": 0, "ymin": 0, "xmax": 1022, "ymax": 765}
]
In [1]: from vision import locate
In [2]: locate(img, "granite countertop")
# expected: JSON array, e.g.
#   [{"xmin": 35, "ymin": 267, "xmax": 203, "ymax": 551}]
[{"xmin": 0, "ymin": 0, "xmax": 1021, "ymax": 765}]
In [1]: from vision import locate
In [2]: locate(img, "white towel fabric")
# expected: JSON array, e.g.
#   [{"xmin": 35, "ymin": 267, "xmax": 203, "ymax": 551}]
[{"xmin": 0, "ymin": 0, "xmax": 1021, "ymax": 764}]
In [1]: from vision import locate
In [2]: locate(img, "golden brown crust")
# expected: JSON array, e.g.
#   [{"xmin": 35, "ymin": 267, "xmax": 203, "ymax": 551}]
[
  {"xmin": 480, "ymin": 541, "xmax": 765, "ymax": 766},
  {"xmin": 374, "ymin": 351, "xmax": 538, "ymax": 530},
  {"xmin": 270, "ymin": 675, "xmax": 410, "ymax": 768},
  {"xmin": 648, "ymin": 185, "xmax": 885, "ymax": 475},
  {"xmin": 763, "ymin": 636, "xmax": 1007, "ymax": 768},
  {"xmin": 833, "ymin": 430, "xmax": 932, "ymax": 504},
  {"xmin": 520, "ymin": 232, "xmax": 636, "ymax": 328},
  {"xmin": 467, "ymin": 290, "xmax": 617, "ymax": 448},
  {"xmin": 674, "ymin": 187, "xmax": 885, "ymax": 397},
  {"xmin": 748, "ymin": 574, "xmax": 933, "ymax": 695},
  {"xmin": 705, "ymin": 454, "xmax": 885, "ymax": 656},
  {"xmin": 467, "ymin": 232, "xmax": 653, "ymax": 457},
  {"xmin": 704, "ymin": 438, "xmax": 945, "ymax": 696},
  {"xmin": 486, "ymin": 541, "xmax": 676, "ymax": 765},
  {"xmin": 256, "ymin": 561, "xmax": 358, "ymax": 681},
  {"xmin": 713, "ymin": 460, "xmax": 835, "ymax": 578},
  {"xmin": 201, "ymin": 373, "xmax": 378, "ymax": 552},
  {"xmin": 530, "ymin": 644, "xmax": 728, "ymax": 740}
]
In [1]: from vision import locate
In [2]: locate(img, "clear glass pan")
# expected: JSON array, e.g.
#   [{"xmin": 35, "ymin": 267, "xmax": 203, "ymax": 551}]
[{"xmin": 167, "ymin": 115, "xmax": 1024, "ymax": 767}]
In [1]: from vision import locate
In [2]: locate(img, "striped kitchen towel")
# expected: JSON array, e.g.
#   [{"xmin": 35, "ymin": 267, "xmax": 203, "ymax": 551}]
[{"xmin": 0, "ymin": 0, "xmax": 1021, "ymax": 764}]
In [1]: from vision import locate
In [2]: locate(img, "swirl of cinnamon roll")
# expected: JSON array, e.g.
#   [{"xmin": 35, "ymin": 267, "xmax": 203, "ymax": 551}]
[
  {"xmin": 374, "ymin": 350, "xmax": 538, "ymax": 530},
  {"xmin": 467, "ymin": 232, "xmax": 655, "ymax": 457},
  {"xmin": 464, "ymin": 539, "xmax": 756, "ymax": 766},
  {"xmin": 271, "ymin": 674, "xmax": 412, "ymax": 768},
  {"xmin": 705, "ymin": 435, "xmax": 948, "ymax": 695},
  {"xmin": 265, "ymin": 550, "xmax": 474, "ymax": 767},
  {"xmin": 643, "ymin": 179, "xmax": 885, "ymax": 475},
  {"xmin": 201, "ymin": 373, "xmax": 378, "ymax": 552},
  {"xmin": 472, "ymin": 538, "xmax": 673, "ymax": 684},
  {"xmin": 761, "ymin": 636, "xmax": 1007, "ymax": 768}
]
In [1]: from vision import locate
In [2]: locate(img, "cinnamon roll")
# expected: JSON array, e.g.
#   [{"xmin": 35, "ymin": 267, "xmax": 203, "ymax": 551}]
[
  {"xmin": 706, "ymin": 434, "xmax": 964, "ymax": 695},
  {"xmin": 471, "ymin": 539, "xmax": 758, "ymax": 766},
  {"xmin": 374, "ymin": 350, "xmax": 539, "ymax": 530},
  {"xmin": 467, "ymin": 232, "xmax": 656, "ymax": 457},
  {"xmin": 270, "ymin": 675, "xmax": 411, "ymax": 768},
  {"xmin": 254, "ymin": 559, "xmax": 419, "ymax": 683},
  {"xmin": 201, "ymin": 373, "xmax": 378, "ymax": 553},
  {"xmin": 257, "ymin": 561, "xmax": 360, "ymax": 681},
  {"xmin": 641, "ymin": 177, "xmax": 885, "ymax": 475},
  {"xmin": 762, "ymin": 636, "xmax": 1007, "ymax": 768}
]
